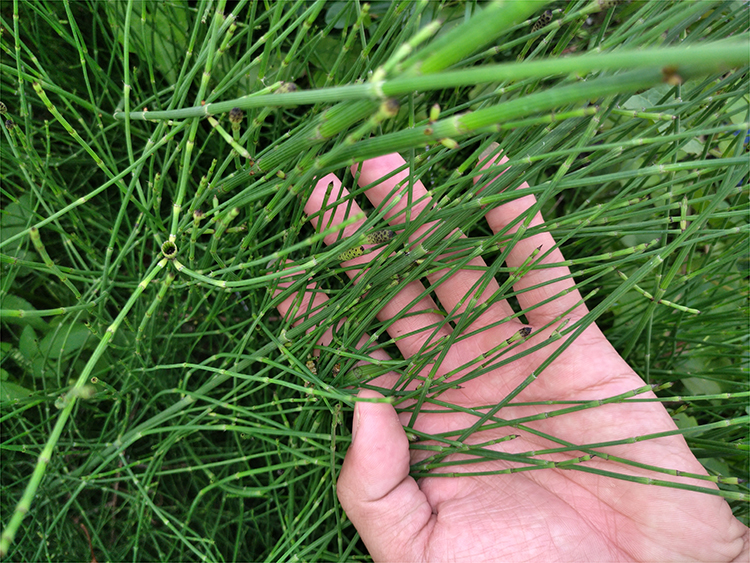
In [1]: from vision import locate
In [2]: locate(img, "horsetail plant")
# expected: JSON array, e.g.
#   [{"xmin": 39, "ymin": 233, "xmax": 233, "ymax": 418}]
[{"xmin": 1, "ymin": 0, "xmax": 748, "ymax": 560}]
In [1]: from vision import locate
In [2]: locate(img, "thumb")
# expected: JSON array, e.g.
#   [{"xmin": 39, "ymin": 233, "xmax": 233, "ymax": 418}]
[{"xmin": 337, "ymin": 390, "xmax": 432, "ymax": 562}]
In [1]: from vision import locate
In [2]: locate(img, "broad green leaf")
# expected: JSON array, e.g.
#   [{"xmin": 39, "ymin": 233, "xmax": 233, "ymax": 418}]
[
  {"xmin": 678, "ymin": 138, "xmax": 704, "ymax": 155},
  {"xmin": 325, "ymin": 2, "xmax": 358, "ymax": 29},
  {"xmin": 0, "ymin": 342, "xmax": 12, "ymax": 359},
  {"xmin": 682, "ymin": 376, "xmax": 723, "ymax": 398},
  {"xmin": 727, "ymin": 95, "xmax": 750, "ymax": 125},
  {"xmin": 18, "ymin": 325, "xmax": 39, "ymax": 362},
  {"xmin": 622, "ymin": 84, "xmax": 675, "ymax": 110},
  {"xmin": 111, "ymin": 0, "xmax": 189, "ymax": 85},
  {"xmin": 37, "ymin": 323, "xmax": 94, "ymax": 360},
  {"xmin": 700, "ymin": 458, "xmax": 732, "ymax": 479},
  {"xmin": 672, "ymin": 412, "xmax": 699, "ymax": 429},
  {"xmin": 0, "ymin": 194, "xmax": 33, "ymax": 253},
  {"xmin": 0, "ymin": 294, "xmax": 49, "ymax": 331},
  {"xmin": 0, "ymin": 380, "xmax": 32, "ymax": 403},
  {"xmin": 18, "ymin": 326, "xmax": 45, "ymax": 379}
]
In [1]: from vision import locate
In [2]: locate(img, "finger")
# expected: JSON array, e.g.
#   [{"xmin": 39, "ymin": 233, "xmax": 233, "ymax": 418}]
[
  {"xmin": 337, "ymin": 389, "xmax": 431, "ymax": 562},
  {"xmin": 304, "ymin": 173, "xmax": 368, "ymax": 245},
  {"xmin": 306, "ymin": 173, "xmax": 451, "ymax": 359},
  {"xmin": 478, "ymin": 145, "xmax": 589, "ymax": 325},
  {"xmin": 274, "ymin": 262, "xmax": 334, "ymax": 341},
  {"xmin": 273, "ymin": 262, "xmax": 393, "ymax": 383},
  {"xmin": 352, "ymin": 154, "xmax": 517, "ymax": 336}
]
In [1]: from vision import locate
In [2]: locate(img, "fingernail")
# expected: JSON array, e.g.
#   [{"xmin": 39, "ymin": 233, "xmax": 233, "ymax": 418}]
[{"xmin": 479, "ymin": 142, "xmax": 500, "ymax": 163}]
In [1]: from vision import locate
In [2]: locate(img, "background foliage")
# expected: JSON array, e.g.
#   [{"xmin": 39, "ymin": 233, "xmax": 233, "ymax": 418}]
[{"xmin": 1, "ymin": 0, "xmax": 748, "ymax": 561}]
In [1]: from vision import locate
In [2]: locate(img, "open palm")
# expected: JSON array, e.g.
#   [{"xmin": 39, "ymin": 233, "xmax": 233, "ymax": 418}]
[{"xmin": 275, "ymin": 152, "xmax": 747, "ymax": 562}]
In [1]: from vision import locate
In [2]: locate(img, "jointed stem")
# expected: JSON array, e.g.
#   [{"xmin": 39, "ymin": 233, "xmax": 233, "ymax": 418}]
[{"xmin": 0, "ymin": 257, "xmax": 169, "ymax": 556}]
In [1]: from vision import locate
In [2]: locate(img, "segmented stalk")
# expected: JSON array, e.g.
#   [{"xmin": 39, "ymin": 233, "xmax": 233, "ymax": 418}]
[
  {"xmin": 0, "ymin": 257, "xmax": 169, "ymax": 556},
  {"xmin": 616, "ymin": 270, "xmax": 700, "ymax": 314},
  {"xmin": 29, "ymin": 228, "xmax": 81, "ymax": 299},
  {"xmin": 135, "ymin": 271, "xmax": 176, "ymax": 358},
  {"xmin": 209, "ymin": 207, "xmax": 240, "ymax": 267},
  {"xmin": 0, "ymin": 302, "xmax": 97, "ymax": 319}
]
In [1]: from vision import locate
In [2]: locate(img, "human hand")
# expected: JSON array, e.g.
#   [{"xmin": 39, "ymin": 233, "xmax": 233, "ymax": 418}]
[{"xmin": 274, "ymin": 149, "xmax": 748, "ymax": 562}]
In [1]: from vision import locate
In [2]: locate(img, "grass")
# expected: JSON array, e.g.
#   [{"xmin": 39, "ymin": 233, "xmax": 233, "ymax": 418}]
[{"xmin": 1, "ymin": 0, "xmax": 748, "ymax": 560}]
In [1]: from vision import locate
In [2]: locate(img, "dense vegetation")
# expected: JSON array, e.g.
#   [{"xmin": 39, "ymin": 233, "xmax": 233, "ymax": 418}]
[{"xmin": 1, "ymin": 1, "xmax": 747, "ymax": 560}]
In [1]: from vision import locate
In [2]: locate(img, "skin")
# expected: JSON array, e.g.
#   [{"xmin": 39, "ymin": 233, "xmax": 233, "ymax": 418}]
[{"xmin": 274, "ymin": 151, "xmax": 749, "ymax": 562}]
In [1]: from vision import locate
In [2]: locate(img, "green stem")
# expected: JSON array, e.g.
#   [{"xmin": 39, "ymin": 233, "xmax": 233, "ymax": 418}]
[
  {"xmin": 112, "ymin": 40, "xmax": 748, "ymax": 121},
  {"xmin": 29, "ymin": 227, "xmax": 81, "ymax": 299},
  {"xmin": 0, "ymin": 257, "xmax": 169, "ymax": 556},
  {"xmin": 135, "ymin": 271, "xmax": 176, "ymax": 358},
  {"xmin": 0, "ymin": 302, "xmax": 97, "ymax": 319},
  {"xmin": 169, "ymin": 0, "xmax": 227, "ymax": 242},
  {"xmin": 616, "ymin": 270, "xmax": 700, "ymax": 314},
  {"xmin": 0, "ymin": 119, "xmax": 188, "ymax": 253}
]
